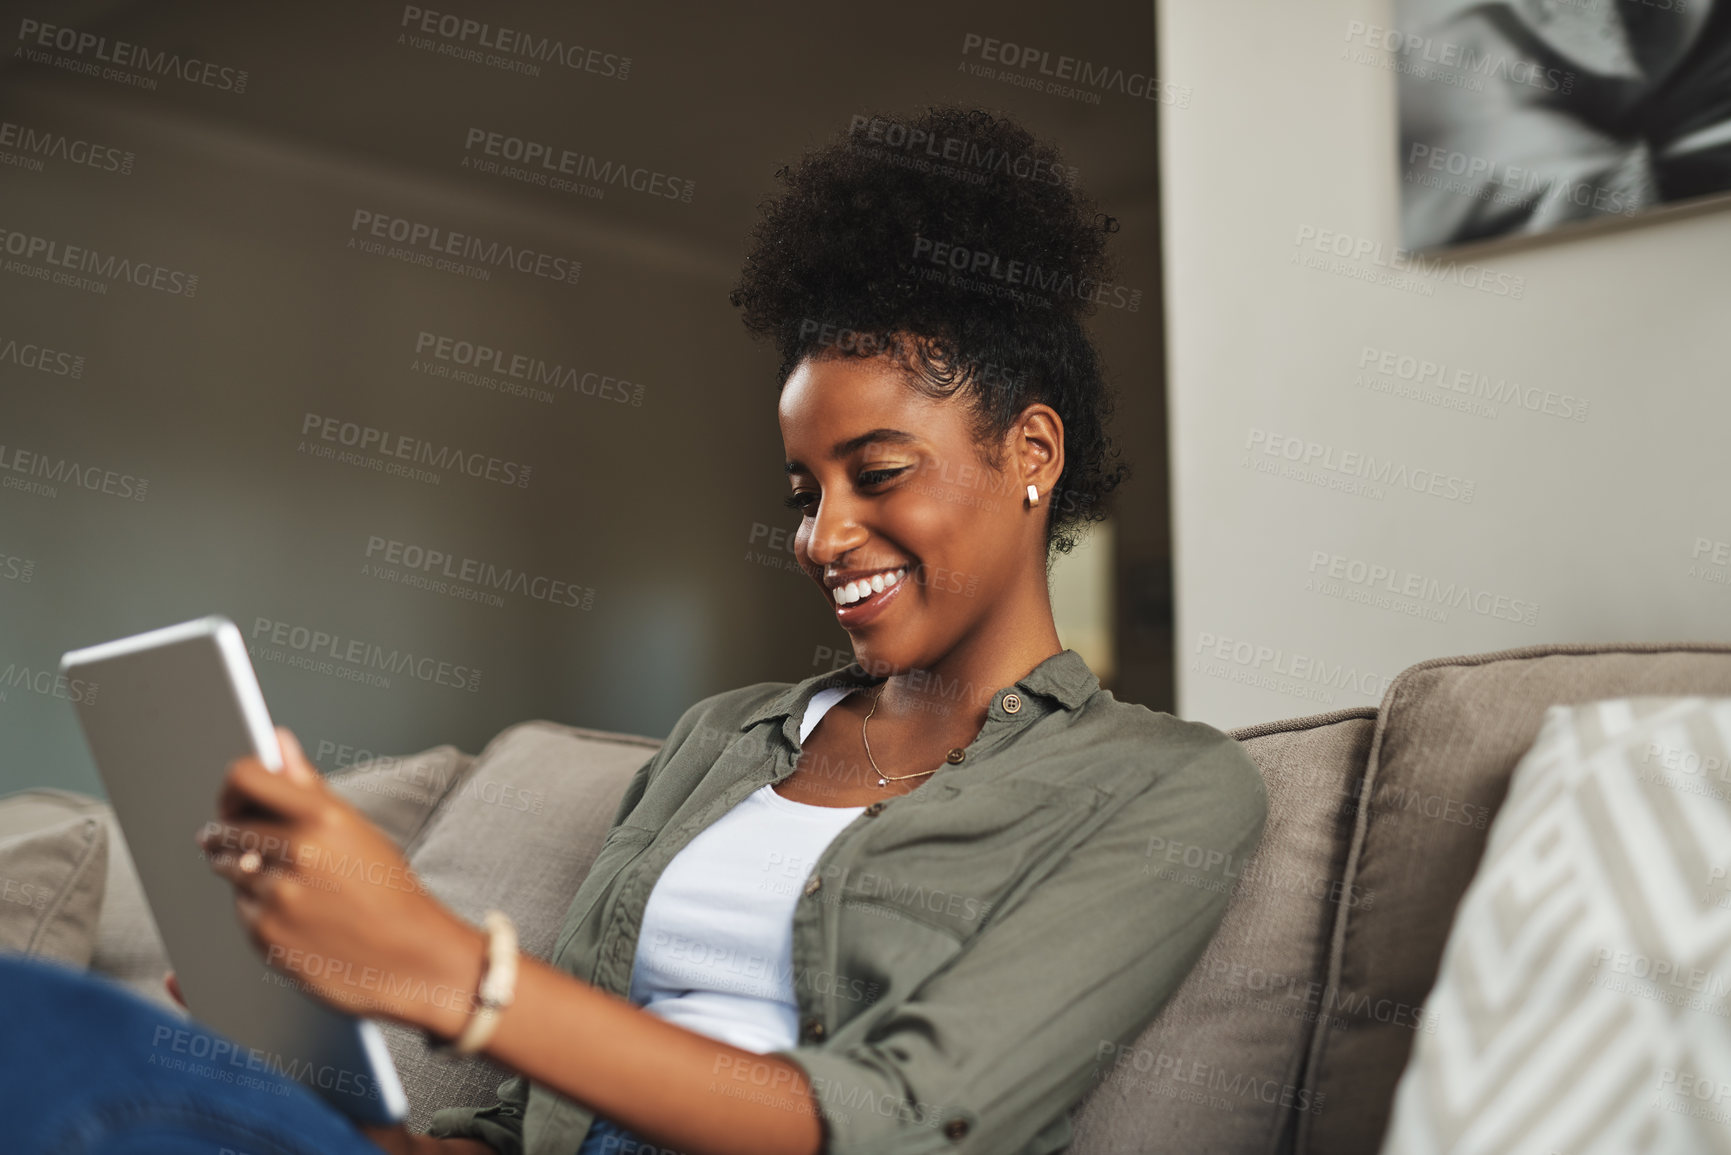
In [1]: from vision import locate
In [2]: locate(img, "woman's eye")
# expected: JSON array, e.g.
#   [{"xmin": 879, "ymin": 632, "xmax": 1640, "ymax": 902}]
[{"xmin": 782, "ymin": 468, "xmax": 907, "ymax": 516}]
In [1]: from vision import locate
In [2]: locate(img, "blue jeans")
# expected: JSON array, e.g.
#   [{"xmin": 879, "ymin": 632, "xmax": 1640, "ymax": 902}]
[
  {"xmin": 576, "ymin": 1115, "xmax": 691, "ymax": 1155},
  {"xmin": 0, "ymin": 952, "xmax": 384, "ymax": 1155}
]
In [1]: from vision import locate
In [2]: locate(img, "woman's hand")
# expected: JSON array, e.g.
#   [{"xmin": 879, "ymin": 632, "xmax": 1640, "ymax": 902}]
[{"xmin": 196, "ymin": 727, "xmax": 486, "ymax": 1040}]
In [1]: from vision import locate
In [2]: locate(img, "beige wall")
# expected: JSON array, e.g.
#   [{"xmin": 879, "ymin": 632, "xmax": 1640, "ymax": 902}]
[{"xmin": 1158, "ymin": 0, "xmax": 1731, "ymax": 728}]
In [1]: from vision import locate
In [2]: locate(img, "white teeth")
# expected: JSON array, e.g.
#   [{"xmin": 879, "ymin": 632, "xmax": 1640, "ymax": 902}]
[{"xmin": 833, "ymin": 566, "xmax": 906, "ymax": 607}]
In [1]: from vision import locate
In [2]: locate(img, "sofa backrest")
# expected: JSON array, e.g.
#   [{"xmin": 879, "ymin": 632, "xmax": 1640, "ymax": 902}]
[
  {"xmin": 1070, "ymin": 707, "xmax": 1375, "ymax": 1155},
  {"xmin": 1297, "ymin": 641, "xmax": 1731, "ymax": 1155}
]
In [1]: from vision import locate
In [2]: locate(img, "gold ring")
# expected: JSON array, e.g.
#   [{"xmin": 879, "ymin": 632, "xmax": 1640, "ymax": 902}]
[{"xmin": 237, "ymin": 850, "xmax": 263, "ymax": 875}]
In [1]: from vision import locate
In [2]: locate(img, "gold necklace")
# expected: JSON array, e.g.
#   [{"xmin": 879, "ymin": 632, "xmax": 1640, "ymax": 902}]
[{"xmin": 861, "ymin": 683, "xmax": 941, "ymax": 788}]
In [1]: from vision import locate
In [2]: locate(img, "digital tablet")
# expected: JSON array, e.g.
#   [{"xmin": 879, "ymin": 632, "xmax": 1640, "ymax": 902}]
[{"xmin": 59, "ymin": 615, "xmax": 408, "ymax": 1126}]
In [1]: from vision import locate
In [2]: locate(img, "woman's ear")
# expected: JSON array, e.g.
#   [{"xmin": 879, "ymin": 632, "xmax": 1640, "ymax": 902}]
[{"xmin": 1014, "ymin": 404, "xmax": 1064, "ymax": 492}]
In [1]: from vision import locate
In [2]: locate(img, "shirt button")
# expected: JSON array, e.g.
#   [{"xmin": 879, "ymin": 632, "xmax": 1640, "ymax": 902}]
[
  {"xmin": 943, "ymin": 1117, "xmax": 969, "ymax": 1141},
  {"xmin": 803, "ymin": 875, "xmax": 822, "ymax": 897},
  {"xmin": 803, "ymin": 1017, "xmax": 826, "ymax": 1040},
  {"xmin": 1001, "ymin": 692, "xmax": 1021, "ymax": 714},
  {"xmin": 863, "ymin": 801, "xmax": 886, "ymax": 817},
  {"xmin": 945, "ymin": 747, "xmax": 966, "ymax": 764}
]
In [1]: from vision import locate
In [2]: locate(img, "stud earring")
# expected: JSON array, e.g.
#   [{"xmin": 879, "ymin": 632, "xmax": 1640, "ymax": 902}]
[{"xmin": 1026, "ymin": 484, "xmax": 1039, "ymax": 507}]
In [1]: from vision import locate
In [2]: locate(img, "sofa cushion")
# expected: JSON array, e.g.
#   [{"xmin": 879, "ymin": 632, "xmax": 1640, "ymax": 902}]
[
  {"xmin": 1379, "ymin": 696, "xmax": 1731, "ymax": 1152},
  {"xmin": 0, "ymin": 791, "xmax": 109, "ymax": 966},
  {"xmin": 381, "ymin": 720, "xmax": 658, "ymax": 1133},
  {"xmin": 1072, "ymin": 707, "xmax": 1376, "ymax": 1155},
  {"xmin": 1301, "ymin": 642, "xmax": 1731, "ymax": 1155}
]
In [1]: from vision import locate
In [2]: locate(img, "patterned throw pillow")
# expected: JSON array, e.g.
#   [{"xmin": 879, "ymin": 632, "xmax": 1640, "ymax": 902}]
[{"xmin": 1379, "ymin": 696, "xmax": 1731, "ymax": 1153}]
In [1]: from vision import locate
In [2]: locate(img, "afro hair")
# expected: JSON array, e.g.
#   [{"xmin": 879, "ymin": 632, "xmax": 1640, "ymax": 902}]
[{"xmin": 730, "ymin": 105, "xmax": 1132, "ymax": 561}]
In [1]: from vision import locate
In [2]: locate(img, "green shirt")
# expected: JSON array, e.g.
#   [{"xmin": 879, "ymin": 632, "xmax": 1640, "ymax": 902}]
[{"xmin": 427, "ymin": 648, "xmax": 1267, "ymax": 1155}]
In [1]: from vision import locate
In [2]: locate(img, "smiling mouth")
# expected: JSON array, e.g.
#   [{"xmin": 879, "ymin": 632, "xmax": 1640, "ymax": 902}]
[{"xmin": 831, "ymin": 565, "xmax": 909, "ymax": 608}]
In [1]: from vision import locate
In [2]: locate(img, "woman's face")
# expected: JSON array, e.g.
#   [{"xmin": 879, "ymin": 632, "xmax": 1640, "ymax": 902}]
[{"xmin": 778, "ymin": 351, "xmax": 1059, "ymax": 676}]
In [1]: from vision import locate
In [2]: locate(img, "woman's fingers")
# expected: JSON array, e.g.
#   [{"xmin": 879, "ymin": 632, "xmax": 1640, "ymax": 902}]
[
  {"xmin": 197, "ymin": 814, "xmax": 296, "ymax": 874},
  {"xmin": 163, "ymin": 969, "xmax": 186, "ymax": 1009},
  {"xmin": 273, "ymin": 727, "xmax": 319, "ymax": 785},
  {"xmin": 213, "ymin": 727, "xmax": 324, "ymax": 823}
]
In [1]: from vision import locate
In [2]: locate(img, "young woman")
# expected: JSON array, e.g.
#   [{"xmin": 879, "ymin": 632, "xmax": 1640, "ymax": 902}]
[{"xmin": 0, "ymin": 107, "xmax": 1266, "ymax": 1155}]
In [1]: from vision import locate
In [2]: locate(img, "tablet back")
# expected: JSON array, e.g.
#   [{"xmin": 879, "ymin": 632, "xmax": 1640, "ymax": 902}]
[{"xmin": 60, "ymin": 615, "xmax": 408, "ymax": 1125}]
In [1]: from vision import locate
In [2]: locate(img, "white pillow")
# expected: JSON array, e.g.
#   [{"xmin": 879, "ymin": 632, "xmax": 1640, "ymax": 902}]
[{"xmin": 1379, "ymin": 696, "xmax": 1731, "ymax": 1154}]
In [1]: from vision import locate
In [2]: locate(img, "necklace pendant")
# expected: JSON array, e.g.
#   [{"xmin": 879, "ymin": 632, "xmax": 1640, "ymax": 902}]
[{"xmin": 877, "ymin": 777, "xmax": 887, "ymax": 787}]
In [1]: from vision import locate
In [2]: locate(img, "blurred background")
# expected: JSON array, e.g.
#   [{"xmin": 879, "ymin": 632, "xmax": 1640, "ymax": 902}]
[{"xmin": 0, "ymin": 1, "xmax": 1166, "ymax": 795}]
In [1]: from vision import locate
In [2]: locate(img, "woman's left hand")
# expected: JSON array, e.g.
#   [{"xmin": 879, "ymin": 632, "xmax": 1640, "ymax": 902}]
[{"xmin": 197, "ymin": 727, "xmax": 484, "ymax": 1040}]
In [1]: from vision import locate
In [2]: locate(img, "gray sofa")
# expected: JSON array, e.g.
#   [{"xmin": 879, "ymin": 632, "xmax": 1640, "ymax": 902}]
[{"xmin": 5, "ymin": 640, "xmax": 1730, "ymax": 1154}]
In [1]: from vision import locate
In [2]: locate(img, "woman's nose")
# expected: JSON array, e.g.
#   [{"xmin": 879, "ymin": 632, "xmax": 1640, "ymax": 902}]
[{"xmin": 802, "ymin": 498, "xmax": 866, "ymax": 565}]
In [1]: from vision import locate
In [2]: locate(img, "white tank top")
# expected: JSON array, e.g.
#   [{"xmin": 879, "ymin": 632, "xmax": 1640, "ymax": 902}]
[{"xmin": 626, "ymin": 685, "xmax": 865, "ymax": 1052}]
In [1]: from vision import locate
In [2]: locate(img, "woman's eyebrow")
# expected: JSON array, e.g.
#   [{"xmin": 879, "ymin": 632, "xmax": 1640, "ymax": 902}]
[{"xmin": 784, "ymin": 428, "xmax": 919, "ymax": 475}]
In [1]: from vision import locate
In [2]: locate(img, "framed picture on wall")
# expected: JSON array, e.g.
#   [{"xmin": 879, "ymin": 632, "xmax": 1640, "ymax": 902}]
[{"xmin": 1393, "ymin": 0, "xmax": 1731, "ymax": 249}]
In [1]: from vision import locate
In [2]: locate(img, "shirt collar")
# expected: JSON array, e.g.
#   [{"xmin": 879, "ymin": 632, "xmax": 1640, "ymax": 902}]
[{"xmin": 737, "ymin": 647, "xmax": 1100, "ymax": 733}]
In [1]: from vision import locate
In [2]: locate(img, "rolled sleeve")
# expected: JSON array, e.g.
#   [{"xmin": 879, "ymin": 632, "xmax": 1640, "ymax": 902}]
[
  {"xmin": 426, "ymin": 1072, "xmax": 528, "ymax": 1154},
  {"xmin": 768, "ymin": 735, "xmax": 1269, "ymax": 1154}
]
